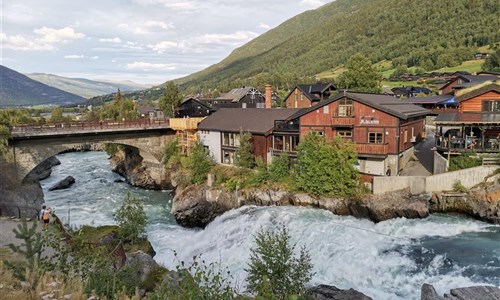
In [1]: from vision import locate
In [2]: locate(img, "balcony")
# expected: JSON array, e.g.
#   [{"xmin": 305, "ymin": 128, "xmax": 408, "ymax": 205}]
[
  {"xmin": 169, "ymin": 117, "xmax": 205, "ymax": 130},
  {"xmin": 355, "ymin": 143, "xmax": 388, "ymax": 155},
  {"xmin": 274, "ymin": 120, "xmax": 299, "ymax": 132},
  {"xmin": 331, "ymin": 116, "xmax": 355, "ymax": 126}
]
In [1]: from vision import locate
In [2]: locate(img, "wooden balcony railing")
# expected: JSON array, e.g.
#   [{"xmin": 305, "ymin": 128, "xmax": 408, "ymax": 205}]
[
  {"xmin": 355, "ymin": 143, "xmax": 388, "ymax": 155},
  {"xmin": 169, "ymin": 117, "xmax": 205, "ymax": 130},
  {"xmin": 331, "ymin": 117, "xmax": 355, "ymax": 126}
]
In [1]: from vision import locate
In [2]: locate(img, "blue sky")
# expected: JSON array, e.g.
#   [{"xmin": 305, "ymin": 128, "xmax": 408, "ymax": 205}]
[{"xmin": 2, "ymin": 0, "xmax": 333, "ymax": 85}]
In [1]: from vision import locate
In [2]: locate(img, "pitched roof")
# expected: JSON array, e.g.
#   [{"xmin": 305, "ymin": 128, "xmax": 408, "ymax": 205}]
[
  {"xmin": 406, "ymin": 94, "xmax": 455, "ymax": 105},
  {"xmin": 179, "ymin": 97, "xmax": 212, "ymax": 110},
  {"xmin": 198, "ymin": 108, "xmax": 301, "ymax": 135},
  {"xmin": 455, "ymin": 81, "xmax": 500, "ymax": 102},
  {"xmin": 293, "ymin": 91, "xmax": 430, "ymax": 120},
  {"xmin": 285, "ymin": 83, "xmax": 336, "ymax": 102},
  {"xmin": 217, "ymin": 87, "xmax": 262, "ymax": 103}
]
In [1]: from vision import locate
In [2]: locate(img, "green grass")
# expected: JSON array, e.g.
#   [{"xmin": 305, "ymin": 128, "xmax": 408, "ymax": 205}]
[{"xmin": 436, "ymin": 59, "xmax": 484, "ymax": 73}]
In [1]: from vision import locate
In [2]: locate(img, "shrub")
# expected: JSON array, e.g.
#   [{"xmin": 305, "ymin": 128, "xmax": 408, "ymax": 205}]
[
  {"xmin": 294, "ymin": 133, "xmax": 360, "ymax": 197},
  {"xmin": 453, "ymin": 180, "xmax": 468, "ymax": 193},
  {"xmin": 188, "ymin": 142, "xmax": 215, "ymax": 184},
  {"xmin": 268, "ymin": 152, "xmax": 290, "ymax": 182},
  {"xmin": 113, "ymin": 193, "xmax": 148, "ymax": 244},
  {"xmin": 448, "ymin": 153, "xmax": 482, "ymax": 171},
  {"xmin": 163, "ymin": 139, "xmax": 180, "ymax": 166},
  {"xmin": 245, "ymin": 226, "xmax": 313, "ymax": 299},
  {"xmin": 249, "ymin": 157, "xmax": 269, "ymax": 186},
  {"xmin": 234, "ymin": 131, "xmax": 255, "ymax": 169}
]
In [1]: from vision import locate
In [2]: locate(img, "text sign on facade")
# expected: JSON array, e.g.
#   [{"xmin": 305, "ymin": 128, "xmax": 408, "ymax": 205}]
[{"xmin": 360, "ymin": 117, "xmax": 379, "ymax": 125}]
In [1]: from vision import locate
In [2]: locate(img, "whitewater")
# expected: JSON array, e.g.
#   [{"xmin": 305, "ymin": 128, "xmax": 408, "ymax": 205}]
[{"xmin": 41, "ymin": 151, "xmax": 500, "ymax": 299}]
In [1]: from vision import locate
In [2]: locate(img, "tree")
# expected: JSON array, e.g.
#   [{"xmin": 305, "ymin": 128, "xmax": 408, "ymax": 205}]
[
  {"xmin": 483, "ymin": 49, "xmax": 500, "ymax": 71},
  {"xmin": 234, "ymin": 131, "xmax": 255, "ymax": 169},
  {"xmin": 337, "ymin": 54, "xmax": 382, "ymax": 93},
  {"xmin": 268, "ymin": 152, "xmax": 290, "ymax": 182},
  {"xmin": 294, "ymin": 133, "xmax": 360, "ymax": 197},
  {"xmin": 113, "ymin": 193, "xmax": 148, "ymax": 244},
  {"xmin": 159, "ymin": 81, "xmax": 182, "ymax": 117},
  {"xmin": 0, "ymin": 125, "xmax": 11, "ymax": 158},
  {"xmin": 188, "ymin": 142, "xmax": 214, "ymax": 184},
  {"xmin": 245, "ymin": 226, "xmax": 313, "ymax": 299},
  {"xmin": 50, "ymin": 107, "xmax": 64, "ymax": 122}
]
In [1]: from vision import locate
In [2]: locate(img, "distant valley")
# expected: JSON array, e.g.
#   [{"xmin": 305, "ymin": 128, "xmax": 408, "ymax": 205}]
[{"xmin": 26, "ymin": 73, "xmax": 151, "ymax": 98}]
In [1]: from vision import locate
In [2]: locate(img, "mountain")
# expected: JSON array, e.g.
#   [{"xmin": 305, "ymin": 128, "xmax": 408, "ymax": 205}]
[
  {"xmin": 26, "ymin": 73, "xmax": 152, "ymax": 98},
  {"xmin": 0, "ymin": 65, "xmax": 86, "ymax": 107},
  {"xmin": 176, "ymin": 0, "xmax": 500, "ymax": 92}
]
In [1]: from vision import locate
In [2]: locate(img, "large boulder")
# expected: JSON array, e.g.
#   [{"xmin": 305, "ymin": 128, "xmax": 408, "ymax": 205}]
[
  {"xmin": 421, "ymin": 283, "xmax": 500, "ymax": 300},
  {"xmin": 305, "ymin": 284, "xmax": 373, "ymax": 300},
  {"xmin": 23, "ymin": 156, "xmax": 61, "ymax": 183},
  {"xmin": 48, "ymin": 176, "xmax": 75, "ymax": 191}
]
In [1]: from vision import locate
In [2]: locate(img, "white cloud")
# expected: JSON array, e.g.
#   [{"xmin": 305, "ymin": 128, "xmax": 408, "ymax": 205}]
[
  {"xmin": 34, "ymin": 26, "xmax": 85, "ymax": 43},
  {"xmin": 64, "ymin": 54, "xmax": 85, "ymax": 59},
  {"xmin": 131, "ymin": 0, "xmax": 198, "ymax": 11},
  {"xmin": 90, "ymin": 56, "xmax": 100, "ymax": 60},
  {"xmin": 144, "ymin": 21, "xmax": 174, "ymax": 30},
  {"xmin": 118, "ymin": 21, "xmax": 174, "ymax": 35},
  {"xmin": 126, "ymin": 61, "xmax": 177, "ymax": 70},
  {"xmin": 300, "ymin": 0, "xmax": 326, "ymax": 8},
  {"xmin": 99, "ymin": 37, "xmax": 122, "ymax": 43},
  {"xmin": 147, "ymin": 40, "xmax": 178, "ymax": 53},
  {"xmin": 259, "ymin": 22, "xmax": 271, "ymax": 30},
  {"xmin": 123, "ymin": 41, "xmax": 144, "ymax": 50},
  {"xmin": 1, "ymin": 26, "xmax": 85, "ymax": 51}
]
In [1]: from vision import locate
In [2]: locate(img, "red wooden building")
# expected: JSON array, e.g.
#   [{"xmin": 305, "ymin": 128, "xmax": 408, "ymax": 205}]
[
  {"xmin": 273, "ymin": 92, "xmax": 429, "ymax": 177},
  {"xmin": 284, "ymin": 83, "xmax": 336, "ymax": 108}
]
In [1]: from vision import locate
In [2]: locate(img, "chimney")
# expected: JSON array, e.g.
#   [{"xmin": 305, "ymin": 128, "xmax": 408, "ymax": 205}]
[{"xmin": 265, "ymin": 84, "xmax": 272, "ymax": 109}]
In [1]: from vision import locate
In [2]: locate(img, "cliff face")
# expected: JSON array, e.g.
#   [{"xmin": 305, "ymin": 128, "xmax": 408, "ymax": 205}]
[
  {"xmin": 0, "ymin": 157, "xmax": 60, "ymax": 218},
  {"xmin": 109, "ymin": 146, "xmax": 172, "ymax": 190}
]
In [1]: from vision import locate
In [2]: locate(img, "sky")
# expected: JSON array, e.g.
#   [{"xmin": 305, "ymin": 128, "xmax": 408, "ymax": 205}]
[{"xmin": 1, "ymin": 0, "xmax": 333, "ymax": 86}]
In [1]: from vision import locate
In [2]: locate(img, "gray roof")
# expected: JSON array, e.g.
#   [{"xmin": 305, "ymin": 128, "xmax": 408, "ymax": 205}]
[
  {"xmin": 455, "ymin": 75, "xmax": 500, "ymax": 89},
  {"xmin": 198, "ymin": 108, "xmax": 301, "ymax": 135},
  {"xmin": 406, "ymin": 94, "xmax": 455, "ymax": 105},
  {"xmin": 217, "ymin": 87, "xmax": 262, "ymax": 102},
  {"xmin": 435, "ymin": 113, "xmax": 500, "ymax": 124},
  {"xmin": 294, "ymin": 91, "xmax": 430, "ymax": 120}
]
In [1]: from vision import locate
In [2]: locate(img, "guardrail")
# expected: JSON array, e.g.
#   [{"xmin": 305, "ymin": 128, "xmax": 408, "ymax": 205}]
[{"xmin": 10, "ymin": 119, "xmax": 170, "ymax": 136}]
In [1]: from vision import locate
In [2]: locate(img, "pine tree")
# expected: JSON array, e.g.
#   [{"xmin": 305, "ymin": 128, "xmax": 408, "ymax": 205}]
[
  {"xmin": 234, "ymin": 131, "xmax": 255, "ymax": 169},
  {"xmin": 159, "ymin": 81, "xmax": 182, "ymax": 117}
]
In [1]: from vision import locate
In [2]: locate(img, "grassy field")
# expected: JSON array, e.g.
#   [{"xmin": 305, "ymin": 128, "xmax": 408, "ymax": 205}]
[{"xmin": 435, "ymin": 59, "xmax": 485, "ymax": 73}]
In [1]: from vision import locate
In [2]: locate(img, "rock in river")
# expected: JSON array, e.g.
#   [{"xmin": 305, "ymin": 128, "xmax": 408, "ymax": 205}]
[{"xmin": 49, "ymin": 176, "xmax": 75, "ymax": 191}]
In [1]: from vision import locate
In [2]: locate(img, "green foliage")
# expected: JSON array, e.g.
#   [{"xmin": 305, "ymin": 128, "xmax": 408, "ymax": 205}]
[
  {"xmin": 0, "ymin": 124, "xmax": 11, "ymax": 158},
  {"xmin": 337, "ymin": 54, "xmax": 382, "ymax": 93},
  {"xmin": 448, "ymin": 153, "xmax": 482, "ymax": 171},
  {"xmin": 113, "ymin": 193, "xmax": 148, "ymax": 244},
  {"xmin": 50, "ymin": 107, "xmax": 64, "ymax": 122},
  {"xmin": 104, "ymin": 143, "xmax": 121, "ymax": 156},
  {"xmin": 453, "ymin": 180, "xmax": 468, "ymax": 193},
  {"xmin": 97, "ymin": 90, "xmax": 139, "ymax": 121},
  {"xmin": 483, "ymin": 49, "xmax": 500, "ymax": 71},
  {"xmin": 235, "ymin": 131, "xmax": 255, "ymax": 169},
  {"xmin": 163, "ymin": 139, "xmax": 180, "ymax": 166},
  {"xmin": 249, "ymin": 157, "xmax": 270, "ymax": 186},
  {"xmin": 149, "ymin": 252, "xmax": 236, "ymax": 300},
  {"xmin": 159, "ymin": 81, "xmax": 182, "ymax": 117},
  {"xmin": 294, "ymin": 133, "xmax": 360, "ymax": 197},
  {"xmin": 188, "ymin": 142, "xmax": 215, "ymax": 184},
  {"xmin": 268, "ymin": 153, "xmax": 290, "ymax": 182},
  {"xmin": 245, "ymin": 226, "xmax": 313, "ymax": 299}
]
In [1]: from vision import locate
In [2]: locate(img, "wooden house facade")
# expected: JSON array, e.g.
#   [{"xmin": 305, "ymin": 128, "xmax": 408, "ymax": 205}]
[
  {"xmin": 175, "ymin": 97, "xmax": 214, "ymax": 118},
  {"xmin": 435, "ymin": 82, "xmax": 500, "ymax": 153},
  {"xmin": 274, "ymin": 92, "xmax": 429, "ymax": 177},
  {"xmin": 284, "ymin": 83, "xmax": 336, "ymax": 108}
]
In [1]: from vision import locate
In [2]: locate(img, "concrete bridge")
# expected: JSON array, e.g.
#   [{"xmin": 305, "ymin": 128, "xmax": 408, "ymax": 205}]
[{"xmin": 9, "ymin": 120, "xmax": 175, "ymax": 181}]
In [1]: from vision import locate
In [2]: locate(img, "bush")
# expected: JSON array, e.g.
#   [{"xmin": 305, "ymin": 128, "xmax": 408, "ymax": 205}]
[
  {"xmin": 234, "ymin": 131, "xmax": 255, "ymax": 169},
  {"xmin": 163, "ymin": 139, "xmax": 180, "ymax": 166},
  {"xmin": 448, "ymin": 153, "xmax": 482, "ymax": 171},
  {"xmin": 268, "ymin": 152, "xmax": 290, "ymax": 182},
  {"xmin": 453, "ymin": 180, "xmax": 468, "ymax": 193},
  {"xmin": 249, "ymin": 157, "xmax": 269, "ymax": 186},
  {"xmin": 113, "ymin": 193, "xmax": 148, "ymax": 244},
  {"xmin": 188, "ymin": 143, "xmax": 215, "ymax": 184},
  {"xmin": 245, "ymin": 226, "xmax": 313, "ymax": 299},
  {"xmin": 294, "ymin": 133, "xmax": 360, "ymax": 197}
]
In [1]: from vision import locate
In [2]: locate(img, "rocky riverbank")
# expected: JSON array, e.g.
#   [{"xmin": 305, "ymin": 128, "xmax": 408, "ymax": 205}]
[{"xmin": 172, "ymin": 173, "xmax": 500, "ymax": 228}]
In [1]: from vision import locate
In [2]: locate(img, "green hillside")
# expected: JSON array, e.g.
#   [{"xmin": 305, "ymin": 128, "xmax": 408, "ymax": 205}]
[{"xmin": 176, "ymin": 0, "xmax": 500, "ymax": 92}]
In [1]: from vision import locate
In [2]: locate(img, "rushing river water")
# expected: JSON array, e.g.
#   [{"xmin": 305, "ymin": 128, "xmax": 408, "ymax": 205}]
[{"xmin": 41, "ymin": 151, "xmax": 500, "ymax": 299}]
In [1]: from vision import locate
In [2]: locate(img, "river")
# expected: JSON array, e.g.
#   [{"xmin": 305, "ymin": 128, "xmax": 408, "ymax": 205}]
[{"xmin": 41, "ymin": 151, "xmax": 500, "ymax": 299}]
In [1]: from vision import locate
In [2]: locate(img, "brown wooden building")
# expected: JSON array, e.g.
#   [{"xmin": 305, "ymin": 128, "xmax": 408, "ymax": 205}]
[
  {"xmin": 435, "ymin": 82, "xmax": 500, "ymax": 153},
  {"xmin": 199, "ymin": 87, "xmax": 266, "ymax": 109},
  {"xmin": 440, "ymin": 73, "xmax": 500, "ymax": 95},
  {"xmin": 284, "ymin": 83, "xmax": 336, "ymax": 108},
  {"xmin": 274, "ymin": 92, "xmax": 429, "ymax": 177}
]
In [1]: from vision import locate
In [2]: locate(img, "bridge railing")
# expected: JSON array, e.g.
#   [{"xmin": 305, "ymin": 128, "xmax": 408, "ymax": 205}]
[{"xmin": 11, "ymin": 119, "xmax": 170, "ymax": 136}]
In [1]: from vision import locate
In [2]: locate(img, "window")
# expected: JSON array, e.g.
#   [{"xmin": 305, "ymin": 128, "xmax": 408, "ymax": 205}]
[
  {"xmin": 273, "ymin": 135, "xmax": 299, "ymax": 152},
  {"xmin": 368, "ymin": 132, "xmax": 383, "ymax": 143},
  {"xmin": 404, "ymin": 129, "xmax": 408, "ymax": 143},
  {"xmin": 223, "ymin": 150, "xmax": 234, "ymax": 164},
  {"xmin": 300, "ymin": 94, "xmax": 304, "ymax": 101},
  {"xmin": 338, "ymin": 99, "xmax": 354, "ymax": 117},
  {"xmin": 323, "ymin": 106, "xmax": 329, "ymax": 114},
  {"xmin": 222, "ymin": 132, "xmax": 240, "ymax": 147},
  {"xmin": 483, "ymin": 100, "xmax": 500, "ymax": 112},
  {"xmin": 411, "ymin": 127, "xmax": 415, "ymax": 138},
  {"xmin": 337, "ymin": 130, "xmax": 352, "ymax": 138}
]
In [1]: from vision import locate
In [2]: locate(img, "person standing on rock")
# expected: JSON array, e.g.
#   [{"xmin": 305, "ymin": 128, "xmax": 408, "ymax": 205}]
[{"xmin": 39, "ymin": 205, "xmax": 52, "ymax": 230}]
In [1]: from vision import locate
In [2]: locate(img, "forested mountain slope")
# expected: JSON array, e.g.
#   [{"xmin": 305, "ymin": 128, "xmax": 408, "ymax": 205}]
[{"xmin": 176, "ymin": 0, "xmax": 500, "ymax": 92}]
